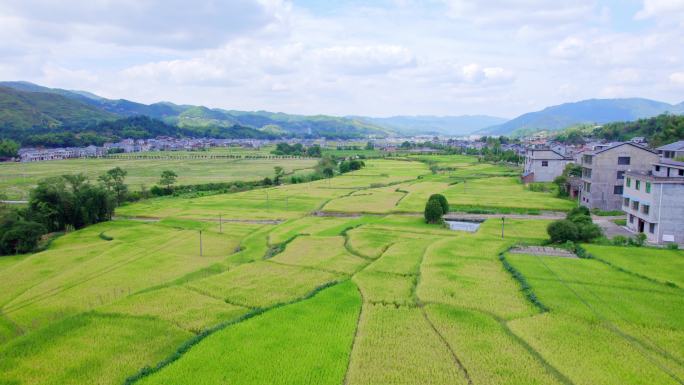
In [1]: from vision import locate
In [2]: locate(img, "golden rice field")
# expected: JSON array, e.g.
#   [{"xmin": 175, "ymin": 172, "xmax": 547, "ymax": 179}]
[{"xmin": 0, "ymin": 155, "xmax": 682, "ymax": 385}]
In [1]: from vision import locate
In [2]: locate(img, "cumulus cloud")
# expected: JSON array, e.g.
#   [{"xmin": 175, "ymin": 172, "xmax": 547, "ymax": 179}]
[
  {"xmin": 443, "ymin": 0, "xmax": 596, "ymax": 27},
  {"xmin": 314, "ymin": 45, "xmax": 416, "ymax": 75},
  {"xmin": 635, "ymin": 0, "xmax": 684, "ymax": 20},
  {"xmin": 670, "ymin": 72, "xmax": 684, "ymax": 85},
  {"xmin": 550, "ymin": 37, "xmax": 585, "ymax": 59},
  {"xmin": 0, "ymin": 0, "xmax": 287, "ymax": 49}
]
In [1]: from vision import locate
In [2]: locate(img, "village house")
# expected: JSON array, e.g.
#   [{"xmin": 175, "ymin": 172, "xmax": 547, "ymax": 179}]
[
  {"xmin": 522, "ymin": 148, "xmax": 573, "ymax": 183},
  {"xmin": 622, "ymin": 159, "xmax": 684, "ymax": 245},
  {"xmin": 579, "ymin": 142, "xmax": 659, "ymax": 211},
  {"xmin": 656, "ymin": 140, "xmax": 684, "ymax": 160}
]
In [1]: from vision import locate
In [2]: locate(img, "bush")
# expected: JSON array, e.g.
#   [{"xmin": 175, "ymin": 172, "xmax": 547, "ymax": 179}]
[
  {"xmin": 577, "ymin": 223, "xmax": 603, "ymax": 242},
  {"xmin": 612, "ymin": 235, "xmax": 628, "ymax": 246},
  {"xmin": 667, "ymin": 242, "xmax": 679, "ymax": 250},
  {"xmin": 428, "ymin": 194, "xmax": 449, "ymax": 214},
  {"xmin": 632, "ymin": 233, "xmax": 647, "ymax": 247},
  {"xmin": 567, "ymin": 206, "xmax": 590, "ymax": 219},
  {"xmin": 547, "ymin": 220, "xmax": 579, "ymax": 243},
  {"xmin": 424, "ymin": 199, "xmax": 444, "ymax": 224}
]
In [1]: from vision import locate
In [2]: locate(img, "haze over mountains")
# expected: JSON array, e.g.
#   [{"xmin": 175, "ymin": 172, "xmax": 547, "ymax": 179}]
[{"xmin": 1, "ymin": 81, "xmax": 683, "ymax": 142}]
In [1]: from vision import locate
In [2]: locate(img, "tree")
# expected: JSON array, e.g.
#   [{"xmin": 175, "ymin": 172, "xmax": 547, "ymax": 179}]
[
  {"xmin": 547, "ymin": 220, "xmax": 579, "ymax": 243},
  {"xmin": 306, "ymin": 145, "xmax": 322, "ymax": 157},
  {"xmin": 99, "ymin": 167, "xmax": 128, "ymax": 204},
  {"xmin": 429, "ymin": 194, "xmax": 449, "ymax": 214},
  {"xmin": 322, "ymin": 167, "xmax": 334, "ymax": 178},
  {"xmin": 0, "ymin": 139, "xmax": 20, "ymax": 158},
  {"xmin": 274, "ymin": 166, "xmax": 285, "ymax": 185},
  {"xmin": 159, "ymin": 170, "xmax": 178, "ymax": 190},
  {"xmin": 365, "ymin": 141, "xmax": 374, "ymax": 150},
  {"xmin": 424, "ymin": 198, "xmax": 444, "ymax": 224},
  {"xmin": 0, "ymin": 219, "xmax": 46, "ymax": 254}
]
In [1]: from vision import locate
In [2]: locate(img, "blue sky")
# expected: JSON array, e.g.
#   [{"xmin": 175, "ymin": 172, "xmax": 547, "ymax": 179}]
[{"xmin": 0, "ymin": 0, "xmax": 682, "ymax": 118}]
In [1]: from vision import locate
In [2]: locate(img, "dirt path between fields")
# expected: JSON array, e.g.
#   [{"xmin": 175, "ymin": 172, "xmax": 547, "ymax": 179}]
[{"xmin": 114, "ymin": 216, "xmax": 284, "ymax": 225}]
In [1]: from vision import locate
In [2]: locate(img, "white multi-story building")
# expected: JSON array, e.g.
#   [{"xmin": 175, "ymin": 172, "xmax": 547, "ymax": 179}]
[
  {"xmin": 622, "ymin": 159, "xmax": 684, "ymax": 245},
  {"xmin": 522, "ymin": 148, "xmax": 573, "ymax": 183}
]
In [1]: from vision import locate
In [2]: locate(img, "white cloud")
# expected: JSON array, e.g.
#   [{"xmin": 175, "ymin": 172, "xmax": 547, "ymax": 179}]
[
  {"xmin": 635, "ymin": 0, "xmax": 684, "ymax": 19},
  {"xmin": 550, "ymin": 37, "xmax": 585, "ymax": 59},
  {"xmin": 0, "ymin": 0, "xmax": 288, "ymax": 49},
  {"xmin": 670, "ymin": 72, "xmax": 684, "ymax": 85},
  {"xmin": 314, "ymin": 45, "xmax": 416, "ymax": 75}
]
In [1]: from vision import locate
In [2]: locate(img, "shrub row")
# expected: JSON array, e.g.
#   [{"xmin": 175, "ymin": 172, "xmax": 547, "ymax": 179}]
[{"xmin": 498, "ymin": 252, "xmax": 549, "ymax": 313}]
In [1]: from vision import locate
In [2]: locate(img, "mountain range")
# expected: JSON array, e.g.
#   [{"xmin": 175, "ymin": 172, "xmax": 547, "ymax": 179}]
[
  {"xmin": 1, "ymin": 81, "xmax": 683, "ymax": 143},
  {"xmin": 479, "ymin": 98, "xmax": 684, "ymax": 136}
]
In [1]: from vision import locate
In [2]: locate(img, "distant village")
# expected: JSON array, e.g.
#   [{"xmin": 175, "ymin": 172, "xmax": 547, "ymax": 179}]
[{"xmin": 15, "ymin": 135, "xmax": 514, "ymax": 162}]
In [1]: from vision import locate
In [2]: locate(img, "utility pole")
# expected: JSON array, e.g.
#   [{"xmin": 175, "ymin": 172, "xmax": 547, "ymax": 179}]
[
  {"xmin": 219, "ymin": 214, "xmax": 222, "ymax": 233},
  {"xmin": 199, "ymin": 230, "xmax": 203, "ymax": 256},
  {"xmin": 501, "ymin": 216, "xmax": 505, "ymax": 238}
]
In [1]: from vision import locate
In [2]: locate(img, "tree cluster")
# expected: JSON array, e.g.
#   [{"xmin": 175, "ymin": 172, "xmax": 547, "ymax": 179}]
[
  {"xmin": 271, "ymin": 142, "xmax": 322, "ymax": 157},
  {"xmin": 547, "ymin": 207, "xmax": 603, "ymax": 243},
  {"xmin": 338, "ymin": 159, "xmax": 365, "ymax": 174},
  {"xmin": 592, "ymin": 114, "xmax": 684, "ymax": 147}
]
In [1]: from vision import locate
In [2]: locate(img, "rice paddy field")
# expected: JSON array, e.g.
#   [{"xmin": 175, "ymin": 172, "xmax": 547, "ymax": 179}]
[
  {"xmin": 0, "ymin": 155, "xmax": 317, "ymax": 200},
  {"xmin": 0, "ymin": 155, "xmax": 682, "ymax": 385}
]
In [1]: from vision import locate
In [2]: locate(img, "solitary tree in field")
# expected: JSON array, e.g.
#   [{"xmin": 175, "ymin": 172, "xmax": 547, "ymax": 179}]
[
  {"xmin": 159, "ymin": 170, "xmax": 178, "ymax": 190},
  {"xmin": 274, "ymin": 166, "xmax": 285, "ymax": 185},
  {"xmin": 428, "ymin": 194, "xmax": 449, "ymax": 214},
  {"xmin": 424, "ymin": 198, "xmax": 444, "ymax": 224}
]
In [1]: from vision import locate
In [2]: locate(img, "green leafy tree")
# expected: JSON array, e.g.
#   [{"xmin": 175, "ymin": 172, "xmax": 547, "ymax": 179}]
[
  {"xmin": 0, "ymin": 217, "xmax": 46, "ymax": 254},
  {"xmin": 0, "ymin": 139, "xmax": 20, "ymax": 158},
  {"xmin": 365, "ymin": 141, "xmax": 374, "ymax": 150},
  {"xmin": 424, "ymin": 198, "xmax": 444, "ymax": 224},
  {"xmin": 274, "ymin": 166, "xmax": 285, "ymax": 185},
  {"xmin": 99, "ymin": 167, "xmax": 128, "ymax": 204},
  {"xmin": 159, "ymin": 170, "xmax": 178, "ymax": 190},
  {"xmin": 428, "ymin": 194, "xmax": 449, "ymax": 214}
]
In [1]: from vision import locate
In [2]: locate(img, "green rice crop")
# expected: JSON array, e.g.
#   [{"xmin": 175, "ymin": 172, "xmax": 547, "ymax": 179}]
[{"xmin": 136, "ymin": 281, "xmax": 361, "ymax": 385}]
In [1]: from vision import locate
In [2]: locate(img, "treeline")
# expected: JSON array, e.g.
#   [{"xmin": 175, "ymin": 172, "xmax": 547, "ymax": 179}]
[
  {"xmin": 592, "ymin": 114, "xmax": 684, "ymax": 147},
  {"xmin": 271, "ymin": 142, "xmax": 322, "ymax": 157},
  {"xmin": 8, "ymin": 116, "xmax": 277, "ymax": 148}
]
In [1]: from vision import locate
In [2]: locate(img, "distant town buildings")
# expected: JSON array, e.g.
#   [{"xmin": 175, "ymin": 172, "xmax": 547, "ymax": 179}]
[
  {"xmin": 579, "ymin": 142, "xmax": 659, "ymax": 211},
  {"xmin": 623, "ymin": 159, "xmax": 684, "ymax": 244}
]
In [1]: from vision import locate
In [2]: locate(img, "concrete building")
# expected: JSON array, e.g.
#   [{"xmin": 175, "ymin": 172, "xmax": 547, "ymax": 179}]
[
  {"xmin": 522, "ymin": 148, "xmax": 573, "ymax": 183},
  {"xmin": 579, "ymin": 142, "xmax": 659, "ymax": 211},
  {"xmin": 622, "ymin": 159, "xmax": 684, "ymax": 245},
  {"xmin": 657, "ymin": 140, "xmax": 684, "ymax": 160}
]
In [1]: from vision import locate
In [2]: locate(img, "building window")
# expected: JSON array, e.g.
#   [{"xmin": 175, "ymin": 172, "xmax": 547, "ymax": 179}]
[
  {"xmin": 623, "ymin": 197, "xmax": 630, "ymax": 206},
  {"xmin": 643, "ymin": 204, "xmax": 650, "ymax": 215},
  {"xmin": 583, "ymin": 168, "xmax": 592, "ymax": 178},
  {"xmin": 613, "ymin": 185, "xmax": 623, "ymax": 195},
  {"xmin": 635, "ymin": 180, "xmax": 641, "ymax": 190},
  {"xmin": 584, "ymin": 182, "xmax": 591, "ymax": 193},
  {"xmin": 645, "ymin": 182, "xmax": 651, "ymax": 193},
  {"xmin": 626, "ymin": 177, "xmax": 631, "ymax": 187},
  {"xmin": 632, "ymin": 201, "xmax": 639, "ymax": 210},
  {"xmin": 617, "ymin": 171, "xmax": 625, "ymax": 179},
  {"xmin": 618, "ymin": 156, "xmax": 631, "ymax": 165},
  {"xmin": 655, "ymin": 165, "xmax": 660, "ymax": 172},
  {"xmin": 541, "ymin": 161, "xmax": 548, "ymax": 167},
  {"xmin": 680, "ymin": 169, "xmax": 684, "ymax": 176},
  {"xmin": 629, "ymin": 214, "xmax": 634, "ymax": 224},
  {"xmin": 649, "ymin": 223, "xmax": 655, "ymax": 233}
]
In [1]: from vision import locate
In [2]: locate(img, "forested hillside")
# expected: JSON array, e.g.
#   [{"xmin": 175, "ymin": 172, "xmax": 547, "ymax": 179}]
[{"xmin": 592, "ymin": 114, "xmax": 684, "ymax": 147}]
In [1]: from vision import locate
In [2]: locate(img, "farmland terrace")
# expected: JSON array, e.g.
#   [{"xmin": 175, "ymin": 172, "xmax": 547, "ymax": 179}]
[{"xmin": 0, "ymin": 155, "xmax": 682, "ymax": 385}]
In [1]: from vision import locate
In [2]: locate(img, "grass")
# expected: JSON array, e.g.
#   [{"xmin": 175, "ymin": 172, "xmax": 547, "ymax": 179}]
[
  {"xmin": 271, "ymin": 236, "xmax": 368, "ymax": 274},
  {"xmin": 135, "ymin": 281, "xmax": 361, "ymax": 385},
  {"xmin": 0, "ymin": 157, "xmax": 316, "ymax": 200}
]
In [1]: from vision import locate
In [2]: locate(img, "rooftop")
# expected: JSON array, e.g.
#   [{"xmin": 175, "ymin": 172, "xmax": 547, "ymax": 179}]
[{"xmin": 656, "ymin": 140, "xmax": 684, "ymax": 151}]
